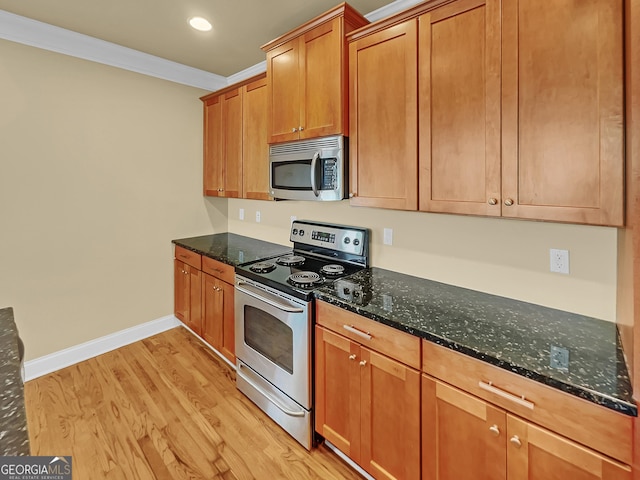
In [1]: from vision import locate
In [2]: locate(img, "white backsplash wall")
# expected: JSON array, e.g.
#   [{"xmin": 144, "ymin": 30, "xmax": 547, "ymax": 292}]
[{"xmin": 228, "ymin": 198, "xmax": 618, "ymax": 322}]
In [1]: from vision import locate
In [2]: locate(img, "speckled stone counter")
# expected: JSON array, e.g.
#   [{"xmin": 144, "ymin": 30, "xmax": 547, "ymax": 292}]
[
  {"xmin": 173, "ymin": 233, "xmax": 291, "ymax": 266},
  {"xmin": 0, "ymin": 307, "xmax": 30, "ymax": 455},
  {"xmin": 314, "ymin": 267, "xmax": 636, "ymax": 416}
]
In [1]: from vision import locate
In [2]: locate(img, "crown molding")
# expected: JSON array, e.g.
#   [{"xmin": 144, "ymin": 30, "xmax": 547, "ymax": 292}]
[
  {"xmin": 0, "ymin": 0, "xmax": 421, "ymax": 92},
  {"xmin": 0, "ymin": 9, "xmax": 227, "ymax": 91}
]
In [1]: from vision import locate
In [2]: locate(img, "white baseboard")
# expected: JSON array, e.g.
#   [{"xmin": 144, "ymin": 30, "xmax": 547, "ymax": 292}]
[{"xmin": 24, "ymin": 315, "xmax": 181, "ymax": 381}]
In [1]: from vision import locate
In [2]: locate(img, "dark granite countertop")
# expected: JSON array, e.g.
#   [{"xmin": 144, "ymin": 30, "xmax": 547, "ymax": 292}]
[
  {"xmin": 314, "ymin": 267, "xmax": 636, "ymax": 416},
  {"xmin": 172, "ymin": 233, "xmax": 291, "ymax": 266},
  {"xmin": 0, "ymin": 307, "xmax": 30, "ymax": 455}
]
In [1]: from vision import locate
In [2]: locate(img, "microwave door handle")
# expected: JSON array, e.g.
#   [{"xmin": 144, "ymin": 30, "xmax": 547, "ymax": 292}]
[{"xmin": 310, "ymin": 151, "xmax": 320, "ymax": 197}]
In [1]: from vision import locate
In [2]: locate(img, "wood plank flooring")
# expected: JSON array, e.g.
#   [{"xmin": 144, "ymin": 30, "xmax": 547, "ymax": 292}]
[{"xmin": 24, "ymin": 327, "xmax": 363, "ymax": 480}]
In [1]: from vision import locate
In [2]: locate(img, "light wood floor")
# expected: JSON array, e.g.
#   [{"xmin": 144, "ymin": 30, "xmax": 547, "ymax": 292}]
[{"xmin": 25, "ymin": 327, "xmax": 362, "ymax": 480}]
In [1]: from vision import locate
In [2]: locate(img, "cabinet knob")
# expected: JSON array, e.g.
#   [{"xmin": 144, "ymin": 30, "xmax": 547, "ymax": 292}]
[
  {"xmin": 349, "ymin": 354, "xmax": 356, "ymax": 361},
  {"xmin": 488, "ymin": 198, "xmax": 498, "ymax": 206},
  {"xmin": 292, "ymin": 127, "xmax": 297, "ymax": 133},
  {"xmin": 510, "ymin": 436, "xmax": 522, "ymax": 448},
  {"xmin": 489, "ymin": 425, "xmax": 500, "ymax": 437},
  {"xmin": 504, "ymin": 198, "xmax": 514, "ymax": 206},
  {"xmin": 299, "ymin": 126, "xmax": 304, "ymax": 131},
  {"xmin": 349, "ymin": 192, "xmax": 355, "ymax": 198},
  {"xmin": 359, "ymin": 360, "xmax": 367, "ymax": 367}
]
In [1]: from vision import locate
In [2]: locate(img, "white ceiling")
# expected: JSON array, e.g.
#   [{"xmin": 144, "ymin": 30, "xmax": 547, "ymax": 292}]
[{"xmin": 0, "ymin": 0, "xmax": 402, "ymax": 78}]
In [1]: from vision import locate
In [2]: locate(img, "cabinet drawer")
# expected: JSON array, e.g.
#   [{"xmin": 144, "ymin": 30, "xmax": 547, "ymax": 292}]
[
  {"xmin": 316, "ymin": 301, "xmax": 421, "ymax": 369},
  {"xmin": 174, "ymin": 246, "xmax": 201, "ymax": 270},
  {"xmin": 422, "ymin": 340, "xmax": 633, "ymax": 465},
  {"xmin": 202, "ymin": 256, "xmax": 234, "ymax": 284}
]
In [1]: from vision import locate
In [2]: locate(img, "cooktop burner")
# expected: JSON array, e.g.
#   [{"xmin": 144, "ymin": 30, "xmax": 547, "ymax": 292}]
[
  {"xmin": 249, "ymin": 261, "xmax": 277, "ymax": 273},
  {"xmin": 277, "ymin": 254, "xmax": 306, "ymax": 266},
  {"xmin": 320, "ymin": 264, "xmax": 345, "ymax": 276},
  {"xmin": 287, "ymin": 271, "xmax": 323, "ymax": 289}
]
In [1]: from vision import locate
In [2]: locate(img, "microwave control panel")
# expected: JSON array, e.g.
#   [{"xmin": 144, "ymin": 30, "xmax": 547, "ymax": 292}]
[{"xmin": 320, "ymin": 159, "xmax": 337, "ymax": 190}]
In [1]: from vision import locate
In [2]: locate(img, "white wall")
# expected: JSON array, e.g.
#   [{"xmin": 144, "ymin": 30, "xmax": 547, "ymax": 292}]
[
  {"xmin": 0, "ymin": 40, "xmax": 227, "ymax": 360},
  {"xmin": 228, "ymin": 198, "xmax": 617, "ymax": 321}
]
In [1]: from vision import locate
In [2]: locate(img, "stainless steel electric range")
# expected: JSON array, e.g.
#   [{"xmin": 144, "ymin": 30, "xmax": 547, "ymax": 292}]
[{"xmin": 234, "ymin": 220, "xmax": 370, "ymax": 449}]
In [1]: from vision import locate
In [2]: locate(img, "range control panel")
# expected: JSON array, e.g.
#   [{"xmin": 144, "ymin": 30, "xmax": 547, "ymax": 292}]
[{"xmin": 290, "ymin": 220, "xmax": 366, "ymax": 256}]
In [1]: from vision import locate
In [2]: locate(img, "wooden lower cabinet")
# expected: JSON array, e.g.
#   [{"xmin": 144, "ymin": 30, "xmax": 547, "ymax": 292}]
[
  {"xmin": 174, "ymin": 259, "xmax": 202, "ymax": 335},
  {"xmin": 201, "ymin": 273, "xmax": 235, "ymax": 364},
  {"xmin": 315, "ymin": 325, "xmax": 420, "ymax": 480},
  {"xmin": 422, "ymin": 375, "xmax": 631, "ymax": 480}
]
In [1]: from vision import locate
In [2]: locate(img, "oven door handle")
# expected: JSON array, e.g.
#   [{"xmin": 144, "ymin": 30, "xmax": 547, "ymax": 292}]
[
  {"xmin": 310, "ymin": 151, "xmax": 320, "ymax": 197},
  {"xmin": 237, "ymin": 363, "xmax": 306, "ymax": 417},
  {"xmin": 236, "ymin": 282, "xmax": 304, "ymax": 313}
]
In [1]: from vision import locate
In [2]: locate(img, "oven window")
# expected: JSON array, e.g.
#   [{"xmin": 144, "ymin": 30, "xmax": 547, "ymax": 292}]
[
  {"xmin": 244, "ymin": 305, "xmax": 294, "ymax": 374},
  {"xmin": 272, "ymin": 160, "xmax": 312, "ymax": 190}
]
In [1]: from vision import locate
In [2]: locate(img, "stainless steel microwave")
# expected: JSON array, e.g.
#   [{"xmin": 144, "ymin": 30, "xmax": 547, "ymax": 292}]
[{"xmin": 269, "ymin": 135, "xmax": 346, "ymax": 201}]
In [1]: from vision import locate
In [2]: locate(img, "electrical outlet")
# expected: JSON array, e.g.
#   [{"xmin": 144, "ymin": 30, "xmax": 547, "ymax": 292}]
[
  {"xmin": 239, "ymin": 208, "xmax": 244, "ymax": 220},
  {"xmin": 549, "ymin": 248, "xmax": 569, "ymax": 274},
  {"xmin": 550, "ymin": 345, "xmax": 569, "ymax": 371},
  {"xmin": 383, "ymin": 228, "xmax": 393, "ymax": 246},
  {"xmin": 256, "ymin": 211, "xmax": 261, "ymax": 223}
]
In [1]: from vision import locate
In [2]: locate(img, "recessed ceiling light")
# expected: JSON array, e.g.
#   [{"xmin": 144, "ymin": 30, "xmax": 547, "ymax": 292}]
[{"xmin": 189, "ymin": 17, "xmax": 212, "ymax": 32}]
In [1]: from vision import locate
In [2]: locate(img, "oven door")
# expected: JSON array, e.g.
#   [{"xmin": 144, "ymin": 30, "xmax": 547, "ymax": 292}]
[{"xmin": 234, "ymin": 276, "xmax": 311, "ymax": 409}]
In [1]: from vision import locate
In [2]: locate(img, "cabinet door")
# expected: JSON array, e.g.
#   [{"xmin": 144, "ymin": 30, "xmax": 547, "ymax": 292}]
[
  {"xmin": 315, "ymin": 326, "xmax": 361, "ymax": 462},
  {"xmin": 349, "ymin": 20, "xmax": 418, "ymax": 210},
  {"xmin": 201, "ymin": 273, "xmax": 223, "ymax": 352},
  {"xmin": 422, "ymin": 376, "xmax": 506, "ymax": 480},
  {"xmin": 203, "ymin": 96, "xmax": 223, "ymax": 196},
  {"xmin": 222, "ymin": 89, "xmax": 243, "ymax": 198},
  {"xmin": 219, "ymin": 279, "xmax": 235, "ymax": 364},
  {"xmin": 507, "ymin": 415, "xmax": 631, "ymax": 480},
  {"xmin": 501, "ymin": 0, "xmax": 624, "ymax": 225},
  {"xmin": 242, "ymin": 76, "xmax": 271, "ymax": 200},
  {"xmin": 418, "ymin": 0, "xmax": 501, "ymax": 216},
  {"xmin": 174, "ymin": 260, "xmax": 189, "ymax": 323},
  {"xmin": 266, "ymin": 39, "xmax": 301, "ymax": 143},
  {"xmin": 361, "ymin": 348, "xmax": 420, "ymax": 480},
  {"xmin": 299, "ymin": 17, "xmax": 343, "ymax": 139}
]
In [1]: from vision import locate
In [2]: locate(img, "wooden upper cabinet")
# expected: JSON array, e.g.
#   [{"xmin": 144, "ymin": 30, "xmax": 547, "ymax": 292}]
[
  {"xmin": 418, "ymin": 0, "xmax": 501, "ymax": 216},
  {"xmin": 501, "ymin": 0, "xmax": 624, "ymax": 226},
  {"xmin": 263, "ymin": 3, "xmax": 368, "ymax": 144},
  {"xmin": 201, "ymin": 73, "xmax": 270, "ymax": 200},
  {"xmin": 202, "ymin": 88, "xmax": 243, "ymax": 198},
  {"xmin": 203, "ymin": 95, "xmax": 223, "ymax": 196},
  {"xmin": 348, "ymin": 19, "xmax": 418, "ymax": 210},
  {"xmin": 222, "ymin": 88, "xmax": 243, "ymax": 198},
  {"xmin": 242, "ymin": 76, "xmax": 271, "ymax": 200}
]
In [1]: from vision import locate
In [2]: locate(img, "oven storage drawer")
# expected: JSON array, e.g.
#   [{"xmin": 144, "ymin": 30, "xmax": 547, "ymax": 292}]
[
  {"xmin": 202, "ymin": 256, "xmax": 234, "ymax": 284},
  {"xmin": 175, "ymin": 245, "xmax": 201, "ymax": 269},
  {"xmin": 316, "ymin": 300, "xmax": 421, "ymax": 369}
]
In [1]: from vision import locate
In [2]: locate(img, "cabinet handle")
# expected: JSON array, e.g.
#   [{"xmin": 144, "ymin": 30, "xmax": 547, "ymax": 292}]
[
  {"xmin": 292, "ymin": 127, "xmax": 297, "ymax": 132},
  {"xmin": 359, "ymin": 360, "xmax": 367, "ymax": 367},
  {"xmin": 478, "ymin": 381, "xmax": 534, "ymax": 410},
  {"xmin": 488, "ymin": 198, "xmax": 498, "ymax": 206},
  {"xmin": 510, "ymin": 436, "xmax": 522, "ymax": 448},
  {"xmin": 349, "ymin": 354, "xmax": 356, "ymax": 361},
  {"xmin": 299, "ymin": 126, "xmax": 304, "ymax": 131},
  {"xmin": 504, "ymin": 198, "xmax": 514, "ymax": 206},
  {"xmin": 489, "ymin": 425, "xmax": 500, "ymax": 436},
  {"xmin": 343, "ymin": 324, "xmax": 372, "ymax": 341}
]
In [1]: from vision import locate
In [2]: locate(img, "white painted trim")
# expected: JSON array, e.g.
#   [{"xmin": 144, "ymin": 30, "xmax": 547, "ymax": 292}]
[
  {"xmin": 180, "ymin": 322, "xmax": 237, "ymax": 370},
  {"xmin": 0, "ymin": 10, "xmax": 226, "ymax": 91},
  {"xmin": 324, "ymin": 441, "xmax": 375, "ymax": 480},
  {"xmin": 23, "ymin": 315, "xmax": 181, "ymax": 381},
  {"xmin": 1, "ymin": 0, "xmax": 419, "ymax": 92},
  {"xmin": 365, "ymin": 0, "xmax": 425, "ymax": 22}
]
